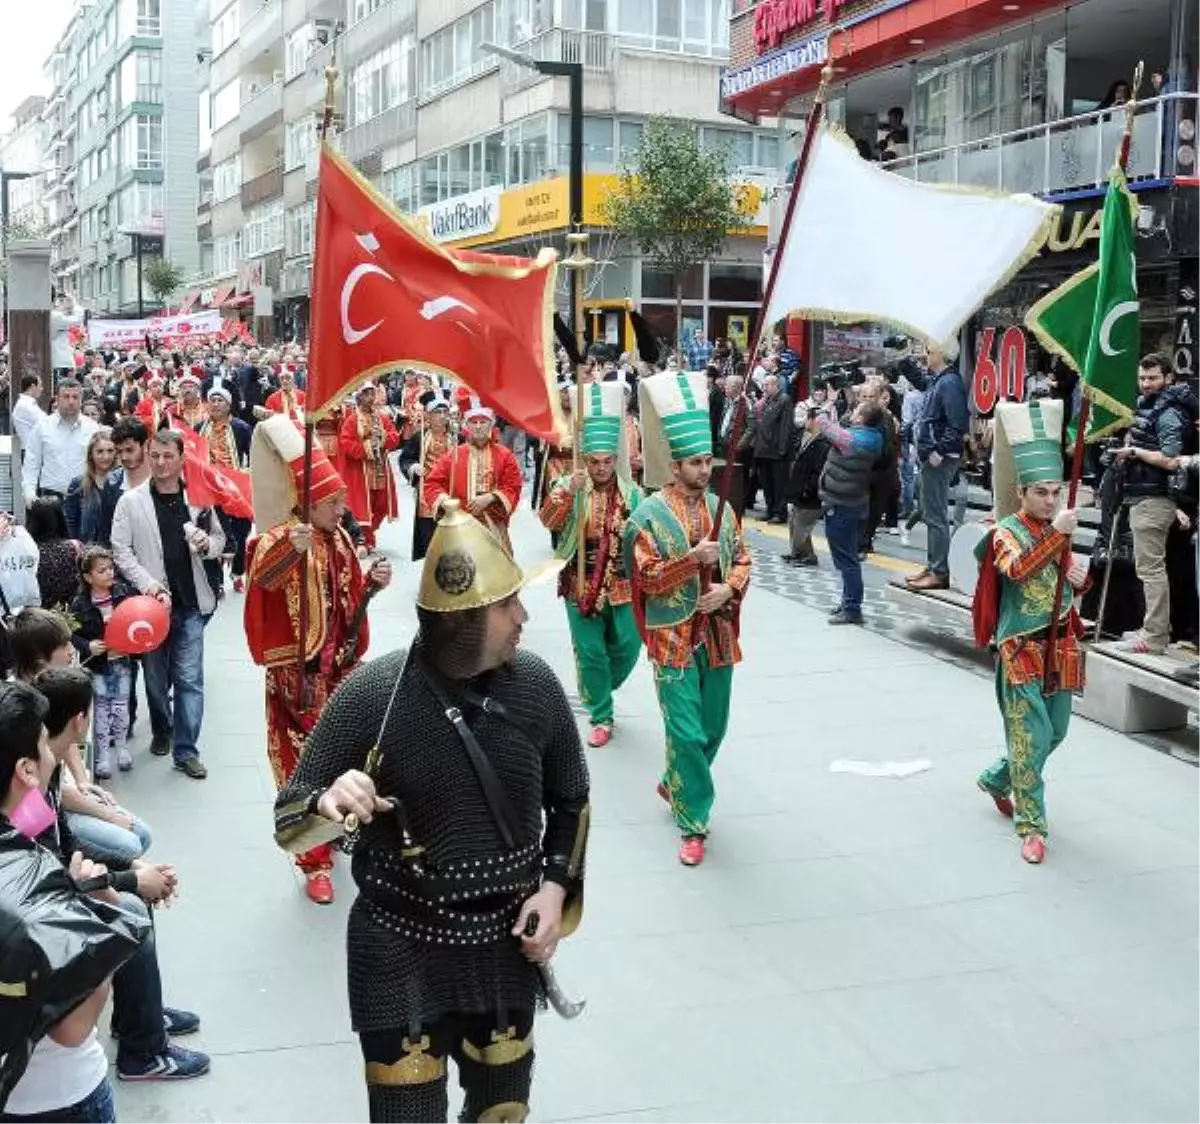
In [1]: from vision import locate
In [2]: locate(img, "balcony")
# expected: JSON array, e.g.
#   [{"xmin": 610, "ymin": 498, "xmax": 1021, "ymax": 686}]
[
  {"xmin": 239, "ymin": 79, "xmax": 283, "ymax": 141},
  {"xmin": 342, "ymin": 0, "xmax": 415, "ymax": 66},
  {"xmin": 768, "ymin": 93, "xmax": 1198, "ymax": 249},
  {"xmin": 241, "ymin": 163, "xmax": 283, "ymax": 209},
  {"xmin": 339, "ymin": 102, "xmax": 415, "ymax": 165},
  {"xmin": 240, "ymin": 0, "xmax": 283, "ymax": 62},
  {"xmin": 499, "ymin": 28, "xmax": 616, "ymax": 94}
]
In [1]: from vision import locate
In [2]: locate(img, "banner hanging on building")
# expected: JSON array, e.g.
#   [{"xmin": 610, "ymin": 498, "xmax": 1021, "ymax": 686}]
[{"xmin": 87, "ymin": 310, "xmax": 224, "ymax": 348}]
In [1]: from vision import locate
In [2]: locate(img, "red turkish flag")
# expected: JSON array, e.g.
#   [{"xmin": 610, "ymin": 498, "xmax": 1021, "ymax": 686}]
[
  {"xmin": 172, "ymin": 423, "xmax": 254, "ymax": 520},
  {"xmin": 308, "ymin": 144, "xmax": 567, "ymax": 442}
]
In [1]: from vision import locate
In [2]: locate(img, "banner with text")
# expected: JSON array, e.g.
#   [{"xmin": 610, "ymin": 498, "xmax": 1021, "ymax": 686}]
[{"xmin": 87, "ymin": 310, "xmax": 223, "ymax": 348}]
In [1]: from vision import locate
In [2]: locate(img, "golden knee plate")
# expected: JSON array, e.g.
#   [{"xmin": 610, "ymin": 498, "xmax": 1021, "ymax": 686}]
[
  {"xmin": 477, "ymin": 1101, "xmax": 528, "ymax": 1122},
  {"xmin": 461, "ymin": 1026, "xmax": 534, "ymax": 1067},
  {"xmin": 364, "ymin": 1035, "xmax": 447, "ymax": 1086}
]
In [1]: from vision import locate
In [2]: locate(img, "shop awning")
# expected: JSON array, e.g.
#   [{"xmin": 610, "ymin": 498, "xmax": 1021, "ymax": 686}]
[
  {"xmin": 209, "ymin": 284, "xmax": 235, "ymax": 308},
  {"xmin": 176, "ymin": 290, "xmax": 199, "ymax": 314},
  {"xmin": 223, "ymin": 292, "xmax": 254, "ymax": 309}
]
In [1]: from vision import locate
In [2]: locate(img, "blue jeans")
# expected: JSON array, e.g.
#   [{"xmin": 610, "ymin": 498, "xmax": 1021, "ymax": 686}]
[
  {"xmin": 919, "ymin": 457, "xmax": 958, "ymax": 577},
  {"xmin": 824, "ymin": 504, "xmax": 866, "ymax": 614},
  {"xmin": 109, "ymin": 892, "xmax": 171, "ymax": 1067},
  {"xmin": 142, "ymin": 608, "xmax": 209, "ymax": 763},
  {"xmin": 0, "ymin": 1077, "xmax": 116, "ymax": 1123},
  {"xmin": 65, "ymin": 808, "xmax": 152, "ymax": 867},
  {"xmin": 900, "ymin": 441, "xmax": 917, "ymax": 514}
]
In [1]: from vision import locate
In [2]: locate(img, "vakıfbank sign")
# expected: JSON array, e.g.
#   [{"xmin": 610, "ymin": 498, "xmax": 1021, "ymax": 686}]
[{"xmin": 418, "ymin": 186, "xmax": 503, "ymax": 244}]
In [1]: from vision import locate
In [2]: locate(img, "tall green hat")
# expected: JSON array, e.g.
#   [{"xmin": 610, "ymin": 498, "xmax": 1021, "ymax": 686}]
[
  {"xmin": 580, "ymin": 381, "xmax": 623, "ymax": 455},
  {"xmin": 638, "ymin": 371, "xmax": 711, "ymax": 488},
  {"xmin": 993, "ymin": 399, "xmax": 1065, "ymax": 519}
]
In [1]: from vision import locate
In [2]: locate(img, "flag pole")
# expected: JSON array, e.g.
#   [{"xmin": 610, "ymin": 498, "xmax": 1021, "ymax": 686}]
[
  {"xmin": 297, "ymin": 58, "xmax": 339, "ymax": 706},
  {"xmin": 1044, "ymin": 60, "xmax": 1142, "ymax": 692},
  {"xmin": 564, "ymin": 228, "xmax": 594, "ymax": 600}
]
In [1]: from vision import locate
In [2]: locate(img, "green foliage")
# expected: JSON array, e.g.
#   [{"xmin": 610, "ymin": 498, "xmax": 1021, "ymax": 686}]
[
  {"xmin": 601, "ymin": 117, "xmax": 756, "ymax": 352},
  {"xmin": 142, "ymin": 258, "xmax": 186, "ymax": 306}
]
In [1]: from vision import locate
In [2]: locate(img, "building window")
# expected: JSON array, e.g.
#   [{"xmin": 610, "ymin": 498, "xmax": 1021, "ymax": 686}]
[
  {"xmin": 198, "ymin": 86, "xmax": 212, "ymax": 154},
  {"xmin": 497, "ymin": 0, "xmax": 552, "ymax": 44},
  {"xmin": 121, "ymin": 50, "xmax": 162, "ymax": 105},
  {"xmin": 285, "ymin": 119, "xmax": 316, "ymax": 171},
  {"xmin": 213, "ymin": 155, "xmax": 241, "ymax": 201},
  {"xmin": 350, "ymin": 0, "xmax": 385, "ymax": 21},
  {"xmin": 120, "ymin": 114, "xmax": 162, "ymax": 169},
  {"xmin": 559, "ymin": 0, "xmax": 609, "ymax": 31},
  {"xmin": 214, "ymin": 231, "xmax": 242, "ymax": 275},
  {"xmin": 378, "ymin": 165, "xmax": 417, "ymax": 213},
  {"xmin": 115, "ymin": 181, "xmax": 164, "ymax": 233},
  {"xmin": 286, "ymin": 202, "xmax": 315, "ymax": 257},
  {"xmin": 613, "ymin": 0, "xmax": 727, "ymax": 54},
  {"xmin": 118, "ymin": 0, "xmax": 161, "ymax": 37},
  {"xmin": 701, "ymin": 126, "xmax": 752, "ymax": 169},
  {"xmin": 212, "ymin": 81, "xmax": 239, "ymax": 130},
  {"xmin": 212, "ymin": 2, "xmax": 239, "ymax": 57},
  {"xmin": 244, "ymin": 199, "xmax": 284, "ymax": 258},
  {"xmin": 420, "ymin": 3, "xmax": 496, "ymax": 101},
  {"xmin": 557, "ymin": 115, "xmax": 615, "ymax": 171},
  {"xmin": 348, "ymin": 37, "xmax": 414, "ymax": 126},
  {"xmin": 286, "ymin": 25, "xmax": 311, "ymax": 81}
]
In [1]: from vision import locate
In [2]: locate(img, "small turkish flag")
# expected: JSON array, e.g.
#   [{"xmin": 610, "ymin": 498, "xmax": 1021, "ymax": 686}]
[
  {"xmin": 308, "ymin": 144, "xmax": 567, "ymax": 443},
  {"xmin": 172, "ymin": 423, "xmax": 254, "ymax": 520}
]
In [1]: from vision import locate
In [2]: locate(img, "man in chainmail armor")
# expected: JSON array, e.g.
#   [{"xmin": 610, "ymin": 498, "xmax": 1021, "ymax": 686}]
[{"xmin": 274, "ymin": 501, "xmax": 589, "ymax": 1123}]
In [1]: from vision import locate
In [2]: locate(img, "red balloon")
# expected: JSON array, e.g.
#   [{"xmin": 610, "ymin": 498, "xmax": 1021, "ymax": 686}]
[{"xmin": 105, "ymin": 595, "xmax": 171, "ymax": 655}]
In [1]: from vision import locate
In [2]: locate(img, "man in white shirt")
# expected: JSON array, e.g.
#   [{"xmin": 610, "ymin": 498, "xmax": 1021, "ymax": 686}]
[
  {"xmin": 49, "ymin": 292, "xmax": 85, "ymax": 381},
  {"xmin": 11, "ymin": 374, "xmax": 47, "ymax": 453},
  {"xmin": 22, "ymin": 378, "xmax": 98, "ymax": 504}
]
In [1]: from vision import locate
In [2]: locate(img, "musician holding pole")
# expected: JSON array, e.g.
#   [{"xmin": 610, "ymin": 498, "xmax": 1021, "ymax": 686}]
[
  {"xmin": 622, "ymin": 371, "xmax": 752, "ymax": 867},
  {"xmin": 244, "ymin": 416, "xmax": 391, "ymax": 903}
]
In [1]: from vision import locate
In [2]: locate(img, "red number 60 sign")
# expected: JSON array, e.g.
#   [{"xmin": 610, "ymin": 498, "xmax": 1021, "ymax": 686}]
[{"xmin": 972, "ymin": 326, "xmax": 1028, "ymax": 414}]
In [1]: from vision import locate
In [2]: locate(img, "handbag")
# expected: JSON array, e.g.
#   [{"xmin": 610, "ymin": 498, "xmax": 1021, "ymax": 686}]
[{"xmin": 0, "ymin": 527, "xmax": 41, "ymax": 612}]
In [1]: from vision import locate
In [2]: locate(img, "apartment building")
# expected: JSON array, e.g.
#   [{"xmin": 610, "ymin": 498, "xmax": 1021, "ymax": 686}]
[
  {"xmin": 190, "ymin": 0, "xmax": 778, "ymax": 349},
  {"xmin": 0, "ymin": 98, "xmax": 51, "ymax": 243},
  {"xmin": 43, "ymin": 0, "xmax": 199, "ymax": 316}
]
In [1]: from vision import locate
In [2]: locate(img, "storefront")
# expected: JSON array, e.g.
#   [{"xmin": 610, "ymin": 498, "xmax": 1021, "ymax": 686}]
[{"xmin": 418, "ymin": 172, "xmax": 771, "ymax": 357}]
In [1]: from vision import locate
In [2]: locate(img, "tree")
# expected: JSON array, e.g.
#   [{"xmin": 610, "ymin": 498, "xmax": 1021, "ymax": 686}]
[
  {"xmin": 601, "ymin": 117, "xmax": 756, "ymax": 359},
  {"xmin": 143, "ymin": 258, "xmax": 185, "ymax": 311}
]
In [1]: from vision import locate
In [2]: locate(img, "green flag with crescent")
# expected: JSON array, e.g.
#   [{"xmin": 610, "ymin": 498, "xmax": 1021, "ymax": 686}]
[{"xmin": 1025, "ymin": 167, "xmax": 1140, "ymax": 441}]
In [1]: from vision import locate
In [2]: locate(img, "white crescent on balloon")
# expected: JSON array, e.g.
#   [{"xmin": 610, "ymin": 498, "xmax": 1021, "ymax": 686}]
[
  {"xmin": 128, "ymin": 620, "xmax": 154, "ymax": 646},
  {"xmin": 1099, "ymin": 300, "xmax": 1140, "ymax": 357}
]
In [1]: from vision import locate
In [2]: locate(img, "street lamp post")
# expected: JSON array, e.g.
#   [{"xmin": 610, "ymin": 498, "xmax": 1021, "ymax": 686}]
[{"xmin": 481, "ymin": 41, "xmax": 583, "ymax": 332}]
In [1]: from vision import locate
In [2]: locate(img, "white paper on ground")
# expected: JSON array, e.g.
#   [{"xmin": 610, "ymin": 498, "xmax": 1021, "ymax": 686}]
[{"xmin": 829, "ymin": 758, "xmax": 933, "ymax": 778}]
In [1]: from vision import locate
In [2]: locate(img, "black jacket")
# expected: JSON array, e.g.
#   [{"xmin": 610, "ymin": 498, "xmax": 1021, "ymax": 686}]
[
  {"xmin": 754, "ymin": 394, "xmax": 794, "ymax": 460},
  {"xmin": 69, "ymin": 580, "xmax": 135, "ymax": 675},
  {"xmin": 785, "ymin": 431, "xmax": 831, "ymax": 508}
]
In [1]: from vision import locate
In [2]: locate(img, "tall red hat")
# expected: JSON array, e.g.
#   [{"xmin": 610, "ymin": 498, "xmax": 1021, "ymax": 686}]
[{"xmin": 248, "ymin": 415, "xmax": 346, "ymax": 531}]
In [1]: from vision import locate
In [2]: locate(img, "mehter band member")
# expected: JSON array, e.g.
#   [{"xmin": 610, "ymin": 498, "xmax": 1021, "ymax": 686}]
[
  {"xmin": 273, "ymin": 501, "xmax": 589, "ymax": 1123},
  {"xmin": 423, "ymin": 398, "xmax": 523, "ymax": 557},
  {"xmin": 623, "ymin": 370, "xmax": 751, "ymax": 867},
  {"xmin": 540, "ymin": 381, "xmax": 643, "ymax": 748},
  {"xmin": 397, "ymin": 388, "xmax": 454, "ymax": 562},
  {"xmin": 247, "ymin": 416, "xmax": 391, "ymax": 903},
  {"xmin": 340, "ymin": 381, "xmax": 401, "ymax": 549},
  {"xmin": 972, "ymin": 399, "xmax": 1088, "ymax": 865}
]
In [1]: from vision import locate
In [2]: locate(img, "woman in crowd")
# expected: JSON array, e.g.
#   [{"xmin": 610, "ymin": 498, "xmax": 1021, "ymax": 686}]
[
  {"xmin": 25, "ymin": 497, "xmax": 82, "ymax": 612},
  {"xmin": 64, "ymin": 430, "xmax": 121, "ymax": 547}
]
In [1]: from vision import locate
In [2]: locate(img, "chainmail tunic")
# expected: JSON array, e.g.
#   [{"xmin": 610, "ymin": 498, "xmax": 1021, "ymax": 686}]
[{"xmin": 275, "ymin": 646, "xmax": 590, "ymax": 1034}]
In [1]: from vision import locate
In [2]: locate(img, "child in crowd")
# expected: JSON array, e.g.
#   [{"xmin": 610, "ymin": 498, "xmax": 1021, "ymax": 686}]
[
  {"xmin": 6, "ymin": 607, "xmax": 151, "ymax": 869},
  {"xmin": 70, "ymin": 548, "xmax": 134, "ymax": 779}
]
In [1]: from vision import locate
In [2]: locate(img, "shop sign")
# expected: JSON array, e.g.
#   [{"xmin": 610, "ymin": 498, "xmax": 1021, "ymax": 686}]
[
  {"xmin": 972, "ymin": 325, "xmax": 1027, "ymax": 414},
  {"xmin": 417, "ymin": 186, "xmax": 503, "ymax": 245},
  {"xmin": 1045, "ymin": 208, "xmax": 1103, "ymax": 254},
  {"xmin": 754, "ymin": 0, "xmax": 820, "ymax": 52},
  {"xmin": 1173, "ymin": 258, "xmax": 1198, "ymax": 385},
  {"xmin": 721, "ymin": 33, "xmax": 828, "ymax": 99}
]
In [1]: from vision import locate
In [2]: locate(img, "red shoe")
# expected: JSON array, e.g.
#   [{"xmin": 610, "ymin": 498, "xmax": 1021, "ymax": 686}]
[
  {"xmin": 678, "ymin": 835, "xmax": 706, "ymax": 866},
  {"xmin": 655, "ymin": 781, "xmax": 671, "ymax": 806},
  {"xmin": 1020, "ymin": 835, "xmax": 1046, "ymax": 865},
  {"xmin": 305, "ymin": 873, "xmax": 335, "ymax": 904},
  {"xmin": 587, "ymin": 724, "xmax": 612, "ymax": 748},
  {"xmin": 978, "ymin": 781, "xmax": 1014, "ymax": 819},
  {"xmin": 232, "ymin": 576, "xmax": 245, "ymax": 594}
]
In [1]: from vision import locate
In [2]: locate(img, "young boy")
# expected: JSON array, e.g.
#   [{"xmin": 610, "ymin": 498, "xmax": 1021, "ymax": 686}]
[
  {"xmin": 973, "ymin": 400, "xmax": 1089, "ymax": 865},
  {"xmin": 29, "ymin": 668, "xmax": 210, "ymax": 1084}
]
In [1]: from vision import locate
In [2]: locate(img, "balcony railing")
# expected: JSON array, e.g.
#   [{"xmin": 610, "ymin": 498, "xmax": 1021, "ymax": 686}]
[
  {"xmin": 240, "ymin": 0, "xmax": 282, "ymax": 61},
  {"xmin": 499, "ymin": 28, "xmax": 616, "ymax": 93},
  {"xmin": 342, "ymin": 0, "xmax": 415, "ymax": 65},
  {"xmin": 239, "ymin": 79, "xmax": 283, "ymax": 138},
  {"xmin": 768, "ymin": 93, "xmax": 1198, "ymax": 249},
  {"xmin": 241, "ymin": 163, "xmax": 283, "ymax": 209},
  {"xmin": 339, "ymin": 102, "xmax": 415, "ymax": 164}
]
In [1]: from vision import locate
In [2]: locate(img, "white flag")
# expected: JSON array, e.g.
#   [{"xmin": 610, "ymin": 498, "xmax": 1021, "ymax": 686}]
[{"xmin": 764, "ymin": 128, "xmax": 1058, "ymax": 346}]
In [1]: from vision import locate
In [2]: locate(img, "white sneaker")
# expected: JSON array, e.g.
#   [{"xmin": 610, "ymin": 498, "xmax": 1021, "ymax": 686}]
[{"xmin": 900, "ymin": 530, "xmax": 911, "ymax": 547}]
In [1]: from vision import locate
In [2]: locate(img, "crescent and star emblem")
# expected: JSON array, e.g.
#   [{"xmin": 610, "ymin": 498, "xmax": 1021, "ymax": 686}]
[
  {"xmin": 341, "ymin": 262, "xmax": 395, "ymax": 346},
  {"xmin": 128, "ymin": 620, "xmax": 154, "ymax": 645},
  {"xmin": 1099, "ymin": 300, "xmax": 1140, "ymax": 357}
]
